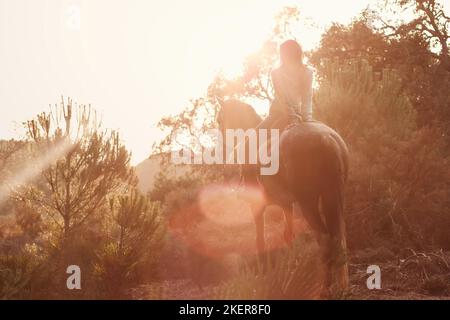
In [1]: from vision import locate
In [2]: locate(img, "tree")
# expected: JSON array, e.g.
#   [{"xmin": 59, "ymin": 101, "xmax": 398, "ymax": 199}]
[
  {"xmin": 314, "ymin": 59, "xmax": 416, "ymax": 141},
  {"xmin": 315, "ymin": 58, "xmax": 450, "ymax": 249},
  {"xmin": 20, "ymin": 97, "xmax": 134, "ymax": 243},
  {"xmin": 376, "ymin": 0, "xmax": 449, "ymax": 66},
  {"xmin": 0, "ymin": 140, "xmax": 26, "ymax": 215},
  {"xmin": 377, "ymin": 0, "xmax": 450, "ymax": 135},
  {"xmin": 0, "ymin": 140, "xmax": 24, "ymax": 175},
  {"xmin": 310, "ymin": 2, "xmax": 450, "ymax": 142},
  {"xmin": 94, "ymin": 190, "xmax": 163, "ymax": 297},
  {"xmin": 309, "ymin": 21, "xmax": 390, "ymax": 77}
]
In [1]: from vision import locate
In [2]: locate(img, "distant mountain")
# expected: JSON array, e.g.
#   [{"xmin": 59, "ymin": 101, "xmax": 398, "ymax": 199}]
[
  {"xmin": 134, "ymin": 155, "xmax": 163, "ymax": 194},
  {"xmin": 134, "ymin": 153, "xmax": 191, "ymax": 194}
]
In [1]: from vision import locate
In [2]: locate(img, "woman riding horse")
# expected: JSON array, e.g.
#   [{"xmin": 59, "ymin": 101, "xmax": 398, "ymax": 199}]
[
  {"xmin": 216, "ymin": 40, "xmax": 349, "ymax": 295},
  {"xmin": 259, "ymin": 39, "xmax": 314, "ymax": 131}
]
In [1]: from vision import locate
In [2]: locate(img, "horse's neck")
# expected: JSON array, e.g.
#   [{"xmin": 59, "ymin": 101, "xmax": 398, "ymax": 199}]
[
  {"xmin": 236, "ymin": 108, "xmax": 261, "ymax": 129},
  {"xmin": 223, "ymin": 102, "xmax": 262, "ymax": 130}
]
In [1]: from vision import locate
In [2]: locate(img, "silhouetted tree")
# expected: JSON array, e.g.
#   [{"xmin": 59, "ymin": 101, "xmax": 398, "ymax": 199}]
[
  {"xmin": 377, "ymin": 0, "xmax": 449, "ymax": 66},
  {"xmin": 310, "ymin": 1, "xmax": 450, "ymax": 141},
  {"xmin": 21, "ymin": 97, "xmax": 134, "ymax": 243}
]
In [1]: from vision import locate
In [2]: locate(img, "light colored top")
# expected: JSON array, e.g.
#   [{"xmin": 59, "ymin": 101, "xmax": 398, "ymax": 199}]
[{"xmin": 271, "ymin": 65, "xmax": 314, "ymax": 121}]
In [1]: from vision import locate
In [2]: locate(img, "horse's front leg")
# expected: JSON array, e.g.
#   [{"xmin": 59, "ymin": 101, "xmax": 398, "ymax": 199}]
[{"xmin": 241, "ymin": 167, "xmax": 267, "ymax": 266}]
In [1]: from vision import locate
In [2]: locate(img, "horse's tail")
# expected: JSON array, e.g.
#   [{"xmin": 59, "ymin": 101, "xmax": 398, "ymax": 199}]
[{"xmin": 320, "ymin": 134, "xmax": 349, "ymax": 289}]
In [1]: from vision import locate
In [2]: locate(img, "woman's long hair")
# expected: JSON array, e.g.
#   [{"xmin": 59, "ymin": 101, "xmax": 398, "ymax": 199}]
[{"xmin": 280, "ymin": 40, "xmax": 304, "ymax": 66}]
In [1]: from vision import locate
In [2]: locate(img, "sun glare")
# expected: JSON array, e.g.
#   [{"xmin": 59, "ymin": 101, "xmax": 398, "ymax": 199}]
[
  {"xmin": 0, "ymin": 0, "xmax": 373, "ymax": 163},
  {"xmin": 198, "ymin": 184, "xmax": 265, "ymax": 227},
  {"xmin": 181, "ymin": 0, "xmax": 346, "ymax": 86},
  {"xmin": 183, "ymin": 3, "xmax": 276, "ymax": 82}
]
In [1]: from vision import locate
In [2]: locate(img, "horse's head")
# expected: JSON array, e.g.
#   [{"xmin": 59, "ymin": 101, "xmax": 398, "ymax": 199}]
[
  {"xmin": 215, "ymin": 98, "xmax": 262, "ymax": 131},
  {"xmin": 214, "ymin": 98, "xmax": 262, "ymax": 182}
]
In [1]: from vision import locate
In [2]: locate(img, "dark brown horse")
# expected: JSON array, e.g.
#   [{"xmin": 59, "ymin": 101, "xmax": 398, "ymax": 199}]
[{"xmin": 217, "ymin": 99, "xmax": 350, "ymax": 293}]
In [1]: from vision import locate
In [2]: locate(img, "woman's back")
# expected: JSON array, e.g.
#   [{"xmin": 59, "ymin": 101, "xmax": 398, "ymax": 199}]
[{"xmin": 271, "ymin": 64, "xmax": 313, "ymax": 121}]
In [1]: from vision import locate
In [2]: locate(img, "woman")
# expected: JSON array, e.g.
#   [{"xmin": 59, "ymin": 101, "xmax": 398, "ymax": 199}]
[{"xmin": 259, "ymin": 39, "xmax": 314, "ymax": 129}]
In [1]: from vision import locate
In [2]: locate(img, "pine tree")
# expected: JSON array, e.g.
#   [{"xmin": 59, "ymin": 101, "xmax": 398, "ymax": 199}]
[{"xmin": 21, "ymin": 97, "xmax": 134, "ymax": 243}]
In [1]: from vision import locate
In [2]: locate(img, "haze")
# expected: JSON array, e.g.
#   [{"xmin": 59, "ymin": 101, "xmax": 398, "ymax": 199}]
[{"xmin": 0, "ymin": 0, "xmax": 373, "ymax": 163}]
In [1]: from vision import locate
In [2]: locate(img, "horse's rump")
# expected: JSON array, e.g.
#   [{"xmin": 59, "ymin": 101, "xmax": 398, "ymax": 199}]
[{"xmin": 279, "ymin": 121, "xmax": 348, "ymax": 187}]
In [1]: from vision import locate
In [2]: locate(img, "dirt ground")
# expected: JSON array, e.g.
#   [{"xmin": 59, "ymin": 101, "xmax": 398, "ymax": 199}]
[
  {"xmin": 128, "ymin": 243, "xmax": 450, "ymax": 300},
  {"xmin": 129, "ymin": 259, "xmax": 450, "ymax": 300},
  {"xmin": 129, "ymin": 190, "xmax": 450, "ymax": 300}
]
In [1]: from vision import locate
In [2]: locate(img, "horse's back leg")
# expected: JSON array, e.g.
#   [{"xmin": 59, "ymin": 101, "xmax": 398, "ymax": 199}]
[
  {"xmin": 297, "ymin": 193, "xmax": 332, "ymax": 294},
  {"xmin": 243, "ymin": 173, "xmax": 267, "ymax": 267},
  {"xmin": 321, "ymin": 185, "xmax": 349, "ymax": 292},
  {"xmin": 282, "ymin": 204, "xmax": 294, "ymax": 246},
  {"xmin": 298, "ymin": 194, "xmax": 327, "ymax": 236},
  {"xmin": 253, "ymin": 204, "xmax": 266, "ymax": 258}
]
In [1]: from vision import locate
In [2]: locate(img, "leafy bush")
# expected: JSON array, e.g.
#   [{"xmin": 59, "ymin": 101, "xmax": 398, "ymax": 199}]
[
  {"xmin": 0, "ymin": 247, "xmax": 40, "ymax": 299},
  {"xmin": 93, "ymin": 191, "xmax": 164, "ymax": 298},
  {"xmin": 315, "ymin": 60, "xmax": 450, "ymax": 250}
]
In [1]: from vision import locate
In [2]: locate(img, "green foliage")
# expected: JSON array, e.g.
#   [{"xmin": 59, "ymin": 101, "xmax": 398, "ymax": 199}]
[
  {"xmin": 23, "ymin": 97, "xmax": 134, "ymax": 241},
  {"xmin": 1, "ymin": 2, "xmax": 449, "ymax": 300},
  {"xmin": 14, "ymin": 199, "xmax": 44, "ymax": 240},
  {"xmin": 309, "ymin": 3, "xmax": 450, "ymax": 253},
  {"xmin": 315, "ymin": 59, "xmax": 450, "ymax": 250},
  {"xmin": 310, "ymin": 10, "xmax": 450, "ymax": 140},
  {"xmin": 0, "ymin": 140, "xmax": 25, "ymax": 176},
  {"xmin": 315, "ymin": 59, "xmax": 416, "ymax": 141},
  {"xmin": 310, "ymin": 21, "xmax": 389, "ymax": 75},
  {"xmin": 148, "ymin": 170, "xmax": 204, "ymax": 203},
  {"xmin": 0, "ymin": 249, "xmax": 36, "ymax": 299},
  {"xmin": 149, "ymin": 2, "xmax": 450, "ymax": 299},
  {"xmin": 0, "ymin": 98, "xmax": 143, "ymax": 299},
  {"xmin": 93, "ymin": 190, "xmax": 164, "ymax": 298}
]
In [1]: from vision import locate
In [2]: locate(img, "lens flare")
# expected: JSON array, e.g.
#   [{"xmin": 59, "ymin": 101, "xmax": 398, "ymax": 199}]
[
  {"xmin": 168, "ymin": 183, "xmax": 308, "ymax": 259},
  {"xmin": 198, "ymin": 184, "xmax": 265, "ymax": 227}
]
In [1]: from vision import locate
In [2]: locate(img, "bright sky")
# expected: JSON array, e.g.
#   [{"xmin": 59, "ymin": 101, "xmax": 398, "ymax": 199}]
[{"xmin": 0, "ymin": 0, "xmax": 374, "ymax": 164}]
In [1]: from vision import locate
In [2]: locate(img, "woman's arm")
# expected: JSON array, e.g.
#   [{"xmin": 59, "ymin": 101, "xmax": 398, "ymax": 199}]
[
  {"xmin": 301, "ymin": 67, "xmax": 313, "ymax": 121},
  {"xmin": 270, "ymin": 69, "xmax": 289, "ymax": 115},
  {"xmin": 270, "ymin": 69, "xmax": 289, "ymax": 112},
  {"xmin": 271, "ymin": 70, "xmax": 284, "ymax": 102}
]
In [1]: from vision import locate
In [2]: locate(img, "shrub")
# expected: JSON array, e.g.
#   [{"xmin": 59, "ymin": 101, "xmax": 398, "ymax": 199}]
[
  {"xmin": 215, "ymin": 236, "xmax": 323, "ymax": 300},
  {"xmin": 315, "ymin": 60, "xmax": 450, "ymax": 250},
  {"xmin": 93, "ymin": 191, "xmax": 164, "ymax": 298}
]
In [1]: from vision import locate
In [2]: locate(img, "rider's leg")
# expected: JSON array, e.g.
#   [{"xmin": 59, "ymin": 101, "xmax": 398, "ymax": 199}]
[{"xmin": 257, "ymin": 114, "xmax": 277, "ymax": 129}]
